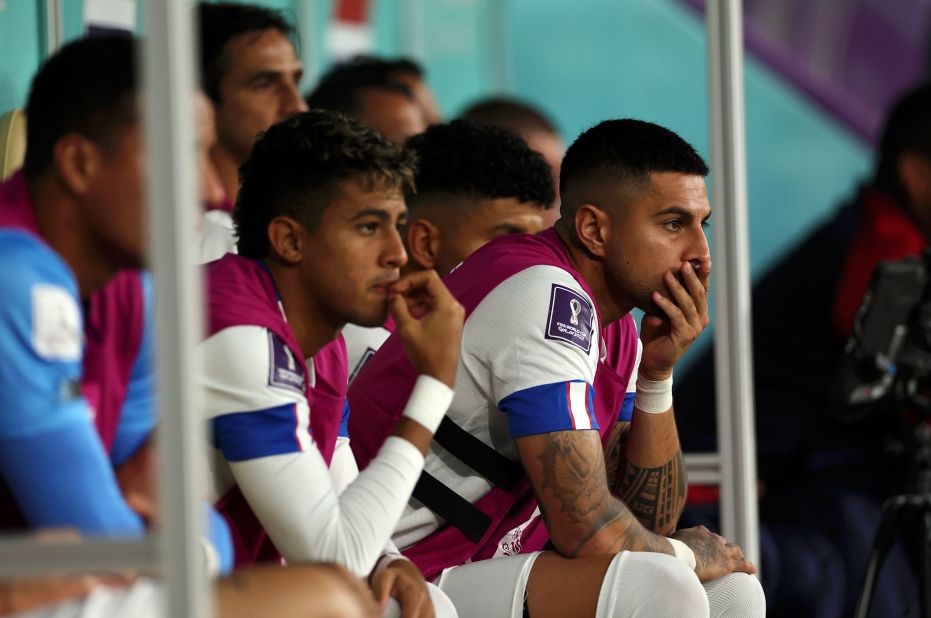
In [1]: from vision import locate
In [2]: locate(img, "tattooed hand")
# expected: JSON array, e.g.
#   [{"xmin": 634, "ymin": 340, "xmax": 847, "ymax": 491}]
[{"xmin": 670, "ymin": 525, "xmax": 756, "ymax": 582}]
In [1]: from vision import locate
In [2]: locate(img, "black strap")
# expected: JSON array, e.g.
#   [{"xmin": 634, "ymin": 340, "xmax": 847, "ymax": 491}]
[
  {"xmin": 413, "ymin": 472, "xmax": 491, "ymax": 543},
  {"xmin": 411, "ymin": 417, "xmax": 526, "ymax": 542},
  {"xmin": 433, "ymin": 417, "xmax": 525, "ymax": 491}
]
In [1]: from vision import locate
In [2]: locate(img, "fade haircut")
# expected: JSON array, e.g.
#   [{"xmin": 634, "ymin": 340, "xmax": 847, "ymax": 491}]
[
  {"xmin": 874, "ymin": 83, "xmax": 931, "ymax": 202},
  {"xmin": 235, "ymin": 109, "xmax": 416, "ymax": 258},
  {"xmin": 404, "ymin": 120, "xmax": 555, "ymax": 212},
  {"xmin": 560, "ymin": 119, "xmax": 708, "ymax": 228},
  {"xmin": 24, "ymin": 35, "xmax": 137, "ymax": 178},
  {"xmin": 460, "ymin": 97, "xmax": 558, "ymax": 137},
  {"xmin": 305, "ymin": 59, "xmax": 415, "ymax": 115},
  {"xmin": 198, "ymin": 1, "xmax": 297, "ymax": 104}
]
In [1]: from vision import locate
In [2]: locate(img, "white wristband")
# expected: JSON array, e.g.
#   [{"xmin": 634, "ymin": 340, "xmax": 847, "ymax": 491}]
[
  {"xmin": 634, "ymin": 374, "xmax": 673, "ymax": 414},
  {"xmin": 401, "ymin": 374, "xmax": 454, "ymax": 434},
  {"xmin": 668, "ymin": 537, "xmax": 696, "ymax": 570}
]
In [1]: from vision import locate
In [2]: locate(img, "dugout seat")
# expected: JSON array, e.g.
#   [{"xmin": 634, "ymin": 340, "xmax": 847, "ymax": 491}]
[{"xmin": 0, "ymin": 108, "xmax": 26, "ymax": 181}]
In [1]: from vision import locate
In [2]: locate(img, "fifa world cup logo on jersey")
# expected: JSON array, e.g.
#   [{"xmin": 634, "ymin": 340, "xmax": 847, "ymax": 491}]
[
  {"xmin": 283, "ymin": 346, "xmax": 296, "ymax": 371},
  {"xmin": 569, "ymin": 298, "xmax": 582, "ymax": 326}
]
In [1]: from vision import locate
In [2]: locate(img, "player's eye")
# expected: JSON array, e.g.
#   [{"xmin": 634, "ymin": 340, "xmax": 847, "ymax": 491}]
[
  {"xmin": 664, "ymin": 219, "xmax": 682, "ymax": 232},
  {"xmin": 701, "ymin": 218, "xmax": 711, "ymax": 230},
  {"xmin": 251, "ymin": 76, "xmax": 273, "ymax": 90},
  {"xmin": 357, "ymin": 222, "xmax": 379, "ymax": 234}
]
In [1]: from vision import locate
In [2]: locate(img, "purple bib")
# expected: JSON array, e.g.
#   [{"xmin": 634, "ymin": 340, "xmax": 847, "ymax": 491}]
[{"xmin": 207, "ymin": 254, "xmax": 349, "ymax": 566}]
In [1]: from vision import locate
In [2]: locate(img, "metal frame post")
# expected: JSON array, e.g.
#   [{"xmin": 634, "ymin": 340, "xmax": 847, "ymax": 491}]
[
  {"xmin": 706, "ymin": 0, "xmax": 761, "ymax": 569},
  {"xmin": 143, "ymin": 1, "xmax": 211, "ymax": 616},
  {"xmin": 487, "ymin": 0, "xmax": 513, "ymax": 93},
  {"xmin": 42, "ymin": 0, "xmax": 63, "ymax": 57},
  {"xmin": 297, "ymin": 0, "xmax": 319, "ymax": 90},
  {"xmin": 399, "ymin": 0, "xmax": 426, "ymax": 61}
]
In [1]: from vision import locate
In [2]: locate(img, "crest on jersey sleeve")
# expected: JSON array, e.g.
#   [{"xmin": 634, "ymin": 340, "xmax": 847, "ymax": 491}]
[
  {"xmin": 545, "ymin": 284, "xmax": 594, "ymax": 353},
  {"xmin": 266, "ymin": 332, "xmax": 305, "ymax": 394},
  {"xmin": 31, "ymin": 284, "xmax": 82, "ymax": 361}
]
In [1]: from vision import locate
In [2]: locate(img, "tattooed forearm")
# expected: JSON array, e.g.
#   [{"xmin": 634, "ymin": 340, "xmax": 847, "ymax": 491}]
[
  {"xmin": 616, "ymin": 450, "xmax": 687, "ymax": 532},
  {"xmin": 538, "ymin": 431, "xmax": 613, "ymax": 524},
  {"xmin": 533, "ymin": 430, "xmax": 670, "ymax": 556}
]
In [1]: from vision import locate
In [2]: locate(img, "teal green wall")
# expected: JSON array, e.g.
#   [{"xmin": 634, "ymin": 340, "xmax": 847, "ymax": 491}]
[
  {"xmin": 0, "ymin": 0, "xmax": 872, "ymax": 365},
  {"xmin": 504, "ymin": 0, "xmax": 872, "ymax": 367},
  {"xmin": 0, "ymin": 1, "xmax": 43, "ymax": 113},
  {"xmin": 507, "ymin": 0, "xmax": 870, "ymax": 276}
]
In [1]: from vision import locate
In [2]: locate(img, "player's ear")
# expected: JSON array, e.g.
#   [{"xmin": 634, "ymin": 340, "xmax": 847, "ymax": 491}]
[
  {"xmin": 406, "ymin": 217, "xmax": 439, "ymax": 270},
  {"xmin": 574, "ymin": 203, "xmax": 610, "ymax": 259},
  {"xmin": 267, "ymin": 216, "xmax": 304, "ymax": 265},
  {"xmin": 54, "ymin": 133, "xmax": 101, "ymax": 196}
]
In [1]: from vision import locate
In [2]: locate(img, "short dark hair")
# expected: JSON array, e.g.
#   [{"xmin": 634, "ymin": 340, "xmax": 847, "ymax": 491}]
[
  {"xmin": 235, "ymin": 109, "xmax": 416, "ymax": 258},
  {"xmin": 336, "ymin": 55, "xmax": 425, "ymax": 80},
  {"xmin": 24, "ymin": 35, "xmax": 137, "ymax": 178},
  {"xmin": 874, "ymin": 83, "xmax": 931, "ymax": 200},
  {"xmin": 560, "ymin": 119, "xmax": 708, "ymax": 220},
  {"xmin": 404, "ymin": 120, "xmax": 555, "ymax": 211},
  {"xmin": 198, "ymin": 2, "xmax": 297, "ymax": 104},
  {"xmin": 459, "ymin": 97, "xmax": 558, "ymax": 137},
  {"xmin": 305, "ymin": 59, "xmax": 415, "ymax": 115}
]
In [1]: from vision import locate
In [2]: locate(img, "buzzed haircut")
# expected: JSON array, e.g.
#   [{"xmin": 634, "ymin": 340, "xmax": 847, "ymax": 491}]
[
  {"xmin": 305, "ymin": 59, "xmax": 415, "ymax": 115},
  {"xmin": 460, "ymin": 97, "xmax": 559, "ymax": 137},
  {"xmin": 405, "ymin": 120, "xmax": 555, "ymax": 211},
  {"xmin": 24, "ymin": 35, "xmax": 137, "ymax": 179},
  {"xmin": 235, "ymin": 109, "xmax": 416, "ymax": 258},
  {"xmin": 874, "ymin": 83, "xmax": 931, "ymax": 201},
  {"xmin": 198, "ymin": 1, "xmax": 297, "ymax": 104},
  {"xmin": 559, "ymin": 119, "xmax": 708, "ymax": 224}
]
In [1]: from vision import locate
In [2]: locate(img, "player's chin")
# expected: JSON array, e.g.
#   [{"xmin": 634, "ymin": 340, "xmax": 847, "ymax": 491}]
[
  {"xmin": 642, "ymin": 303, "xmax": 665, "ymax": 318},
  {"xmin": 350, "ymin": 298, "xmax": 390, "ymax": 328}
]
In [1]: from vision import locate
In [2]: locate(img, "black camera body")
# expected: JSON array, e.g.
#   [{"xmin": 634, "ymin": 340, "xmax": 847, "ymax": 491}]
[{"xmin": 833, "ymin": 249, "xmax": 931, "ymax": 422}]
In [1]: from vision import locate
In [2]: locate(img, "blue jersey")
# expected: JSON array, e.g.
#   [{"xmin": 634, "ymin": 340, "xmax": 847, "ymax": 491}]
[
  {"xmin": 0, "ymin": 227, "xmax": 144, "ymax": 535},
  {"xmin": 0, "ymin": 172, "xmax": 231, "ymax": 572}
]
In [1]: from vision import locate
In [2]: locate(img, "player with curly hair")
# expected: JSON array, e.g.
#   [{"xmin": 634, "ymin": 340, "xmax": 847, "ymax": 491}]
[{"xmin": 202, "ymin": 109, "xmax": 464, "ymax": 617}]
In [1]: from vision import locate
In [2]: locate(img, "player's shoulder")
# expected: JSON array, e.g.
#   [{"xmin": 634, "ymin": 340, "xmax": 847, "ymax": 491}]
[
  {"xmin": 0, "ymin": 231, "xmax": 82, "ymax": 357},
  {"xmin": 202, "ymin": 325, "xmax": 309, "ymax": 415},
  {"xmin": 484, "ymin": 264, "xmax": 594, "ymax": 329},
  {"xmin": 493, "ymin": 263, "xmax": 588, "ymax": 298},
  {"xmin": 203, "ymin": 324, "xmax": 279, "ymax": 376},
  {"xmin": 468, "ymin": 264, "xmax": 598, "ymax": 357},
  {"xmin": 0, "ymin": 229, "xmax": 75, "ymax": 296}
]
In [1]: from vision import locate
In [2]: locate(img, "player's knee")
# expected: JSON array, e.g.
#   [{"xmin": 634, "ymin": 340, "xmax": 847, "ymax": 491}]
[
  {"xmin": 427, "ymin": 581, "xmax": 460, "ymax": 618},
  {"xmin": 597, "ymin": 552, "xmax": 709, "ymax": 618},
  {"xmin": 704, "ymin": 572, "xmax": 766, "ymax": 618}
]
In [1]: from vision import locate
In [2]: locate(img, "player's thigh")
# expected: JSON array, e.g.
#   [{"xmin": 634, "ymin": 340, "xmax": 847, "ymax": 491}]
[
  {"xmin": 529, "ymin": 551, "xmax": 709, "ymax": 618},
  {"xmin": 436, "ymin": 552, "xmax": 544, "ymax": 618},
  {"xmin": 439, "ymin": 550, "xmax": 711, "ymax": 618}
]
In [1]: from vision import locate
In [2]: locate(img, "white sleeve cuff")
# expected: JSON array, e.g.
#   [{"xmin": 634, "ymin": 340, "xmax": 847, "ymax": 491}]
[{"xmin": 400, "ymin": 374, "xmax": 454, "ymax": 434}]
